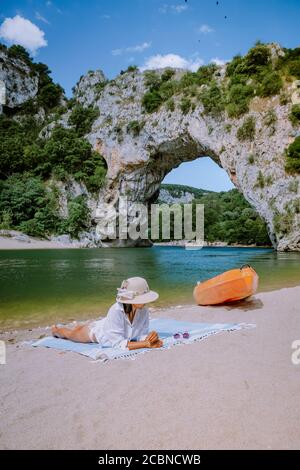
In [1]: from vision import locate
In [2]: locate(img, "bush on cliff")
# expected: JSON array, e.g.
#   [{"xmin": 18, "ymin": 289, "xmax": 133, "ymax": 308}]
[
  {"xmin": 0, "ymin": 115, "xmax": 40, "ymax": 177},
  {"xmin": 68, "ymin": 105, "xmax": 100, "ymax": 136},
  {"xmin": 59, "ymin": 195, "xmax": 91, "ymax": 238},
  {"xmin": 285, "ymin": 136, "xmax": 300, "ymax": 173},
  {"xmin": 277, "ymin": 46, "xmax": 300, "ymax": 79},
  {"xmin": 200, "ymin": 82, "xmax": 225, "ymax": 116},
  {"xmin": 226, "ymin": 83, "xmax": 254, "ymax": 117},
  {"xmin": 142, "ymin": 64, "xmax": 218, "ymax": 113},
  {"xmin": 0, "ymin": 174, "xmax": 92, "ymax": 238},
  {"xmin": 126, "ymin": 120, "xmax": 145, "ymax": 136},
  {"xmin": 37, "ymin": 82, "xmax": 63, "ymax": 110},
  {"xmin": 142, "ymin": 89, "xmax": 162, "ymax": 113},
  {"xmin": 258, "ymin": 70, "xmax": 283, "ymax": 97},
  {"xmin": 0, "ymin": 174, "xmax": 60, "ymax": 234},
  {"xmin": 289, "ymin": 104, "xmax": 300, "ymax": 126},
  {"xmin": 237, "ymin": 116, "xmax": 256, "ymax": 141}
]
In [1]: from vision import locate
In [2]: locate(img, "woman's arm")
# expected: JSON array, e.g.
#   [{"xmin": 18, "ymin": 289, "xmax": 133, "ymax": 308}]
[
  {"xmin": 128, "ymin": 331, "xmax": 161, "ymax": 350},
  {"xmin": 127, "ymin": 338, "xmax": 163, "ymax": 351}
]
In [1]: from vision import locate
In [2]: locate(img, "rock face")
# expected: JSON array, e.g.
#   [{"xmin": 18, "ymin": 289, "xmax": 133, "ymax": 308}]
[
  {"xmin": 73, "ymin": 70, "xmax": 107, "ymax": 107},
  {"xmin": 158, "ymin": 184, "xmax": 210, "ymax": 204},
  {"xmin": 47, "ymin": 177, "xmax": 98, "ymax": 220},
  {"xmin": 1, "ymin": 43, "xmax": 299, "ymax": 250},
  {"xmin": 74, "ymin": 58, "xmax": 300, "ymax": 251},
  {"xmin": 158, "ymin": 188, "xmax": 195, "ymax": 204},
  {"xmin": 0, "ymin": 49, "xmax": 38, "ymax": 109}
]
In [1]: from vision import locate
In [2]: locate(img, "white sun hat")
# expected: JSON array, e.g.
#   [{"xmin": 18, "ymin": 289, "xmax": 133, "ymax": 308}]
[{"xmin": 116, "ymin": 277, "xmax": 159, "ymax": 304}]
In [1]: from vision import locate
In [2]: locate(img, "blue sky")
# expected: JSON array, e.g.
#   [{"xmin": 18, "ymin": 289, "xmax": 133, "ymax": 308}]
[
  {"xmin": 163, "ymin": 157, "xmax": 235, "ymax": 191},
  {"xmin": 1, "ymin": 0, "xmax": 299, "ymax": 191}
]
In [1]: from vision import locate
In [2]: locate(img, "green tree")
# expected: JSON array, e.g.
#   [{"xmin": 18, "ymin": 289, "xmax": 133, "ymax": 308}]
[
  {"xmin": 37, "ymin": 83, "xmax": 63, "ymax": 109},
  {"xmin": 60, "ymin": 195, "xmax": 91, "ymax": 238},
  {"xmin": 68, "ymin": 105, "xmax": 99, "ymax": 136},
  {"xmin": 0, "ymin": 175, "xmax": 54, "ymax": 227}
]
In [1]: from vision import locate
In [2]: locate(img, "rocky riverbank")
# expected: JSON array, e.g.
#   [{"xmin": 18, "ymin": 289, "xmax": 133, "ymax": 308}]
[
  {"xmin": 0, "ymin": 230, "xmax": 271, "ymax": 250},
  {"xmin": 0, "ymin": 230, "xmax": 97, "ymax": 249}
]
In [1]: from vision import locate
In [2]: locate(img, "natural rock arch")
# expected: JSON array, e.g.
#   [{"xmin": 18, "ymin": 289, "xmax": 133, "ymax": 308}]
[
  {"xmin": 73, "ymin": 46, "xmax": 300, "ymax": 250},
  {"xmin": 1, "ymin": 42, "xmax": 299, "ymax": 250},
  {"xmin": 86, "ymin": 96, "xmax": 299, "ymax": 250}
]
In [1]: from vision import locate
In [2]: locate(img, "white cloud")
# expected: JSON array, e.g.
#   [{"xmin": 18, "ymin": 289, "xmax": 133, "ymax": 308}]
[
  {"xmin": 112, "ymin": 48, "xmax": 122, "ymax": 56},
  {"xmin": 210, "ymin": 57, "xmax": 227, "ymax": 66},
  {"xmin": 46, "ymin": 1, "xmax": 62, "ymax": 14},
  {"xmin": 0, "ymin": 15, "xmax": 47, "ymax": 53},
  {"xmin": 171, "ymin": 5, "xmax": 188, "ymax": 13},
  {"xmin": 128, "ymin": 42, "xmax": 151, "ymax": 53},
  {"xmin": 159, "ymin": 4, "xmax": 188, "ymax": 14},
  {"xmin": 35, "ymin": 11, "xmax": 50, "ymax": 25},
  {"xmin": 140, "ymin": 53, "xmax": 228, "ymax": 73},
  {"xmin": 198, "ymin": 24, "xmax": 214, "ymax": 34},
  {"xmin": 112, "ymin": 41, "xmax": 151, "ymax": 56},
  {"xmin": 101, "ymin": 14, "xmax": 110, "ymax": 19},
  {"xmin": 140, "ymin": 53, "xmax": 204, "ymax": 72}
]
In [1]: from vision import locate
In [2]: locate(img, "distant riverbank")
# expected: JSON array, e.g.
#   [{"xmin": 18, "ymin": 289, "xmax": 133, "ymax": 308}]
[
  {"xmin": 0, "ymin": 230, "xmax": 272, "ymax": 250},
  {"xmin": 0, "ymin": 230, "xmax": 90, "ymax": 250},
  {"xmin": 154, "ymin": 240, "xmax": 272, "ymax": 248},
  {"xmin": 0, "ymin": 234, "xmax": 74, "ymax": 250}
]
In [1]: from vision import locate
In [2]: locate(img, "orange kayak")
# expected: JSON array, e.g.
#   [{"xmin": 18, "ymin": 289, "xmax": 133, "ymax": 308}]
[{"xmin": 193, "ymin": 265, "xmax": 259, "ymax": 305}]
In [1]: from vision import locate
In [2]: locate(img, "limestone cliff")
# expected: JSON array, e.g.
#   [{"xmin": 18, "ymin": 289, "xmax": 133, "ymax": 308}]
[
  {"xmin": 1, "ymin": 43, "xmax": 300, "ymax": 250},
  {"xmin": 78, "ymin": 46, "xmax": 300, "ymax": 251},
  {"xmin": 0, "ymin": 48, "xmax": 38, "ymax": 109}
]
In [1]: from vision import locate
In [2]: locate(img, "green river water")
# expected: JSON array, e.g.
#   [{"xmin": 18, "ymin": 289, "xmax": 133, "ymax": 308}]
[{"xmin": 0, "ymin": 246, "xmax": 299, "ymax": 330}]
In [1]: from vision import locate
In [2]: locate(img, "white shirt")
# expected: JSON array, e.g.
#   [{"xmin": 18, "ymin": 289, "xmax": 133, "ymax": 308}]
[{"xmin": 90, "ymin": 302, "xmax": 149, "ymax": 350}]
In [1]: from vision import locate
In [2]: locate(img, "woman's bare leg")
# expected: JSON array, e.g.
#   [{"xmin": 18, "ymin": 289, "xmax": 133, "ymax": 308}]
[{"xmin": 51, "ymin": 324, "xmax": 92, "ymax": 343}]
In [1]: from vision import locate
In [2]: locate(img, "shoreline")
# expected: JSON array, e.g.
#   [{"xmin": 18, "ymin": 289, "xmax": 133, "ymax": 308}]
[
  {"xmin": 0, "ymin": 232, "xmax": 84, "ymax": 250},
  {"xmin": 1, "ymin": 282, "xmax": 300, "ymax": 333},
  {"xmin": 1, "ymin": 285, "xmax": 300, "ymax": 449},
  {"xmin": 0, "ymin": 283, "xmax": 298, "ymax": 339},
  {"xmin": 0, "ymin": 233, "xmax": 273, "ymax": 250},
  {"xmin": 154, "ymin": 241, "xmax": 272, "ymax": 248}
]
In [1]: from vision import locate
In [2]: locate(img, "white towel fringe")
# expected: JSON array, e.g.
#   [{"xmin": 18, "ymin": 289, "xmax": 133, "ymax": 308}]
[{"xmin": 97, "ymin": 323, "xmax": 256, "ymax": 362}]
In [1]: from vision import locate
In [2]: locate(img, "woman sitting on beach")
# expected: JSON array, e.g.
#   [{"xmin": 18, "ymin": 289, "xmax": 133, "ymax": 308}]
[{"xmin": 51, "ymin": 277, "xmax": 163, "ymax": 350}]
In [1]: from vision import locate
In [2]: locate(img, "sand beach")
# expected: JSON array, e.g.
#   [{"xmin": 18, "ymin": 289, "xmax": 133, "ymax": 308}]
[{"xmin": 1, "ymin": 286, "xmax": 300, "ymax": 449}]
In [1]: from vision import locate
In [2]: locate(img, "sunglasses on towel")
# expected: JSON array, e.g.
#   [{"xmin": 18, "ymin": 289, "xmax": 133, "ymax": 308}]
[{"xmin": 173, "ymin": 332, "xmax": 190, "ymax": 340}]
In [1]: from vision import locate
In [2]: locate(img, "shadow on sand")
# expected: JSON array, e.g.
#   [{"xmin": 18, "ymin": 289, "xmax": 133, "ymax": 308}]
[{"xmin": 210, "ymin": 296, "xmax": 264, "ymax": 311}]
